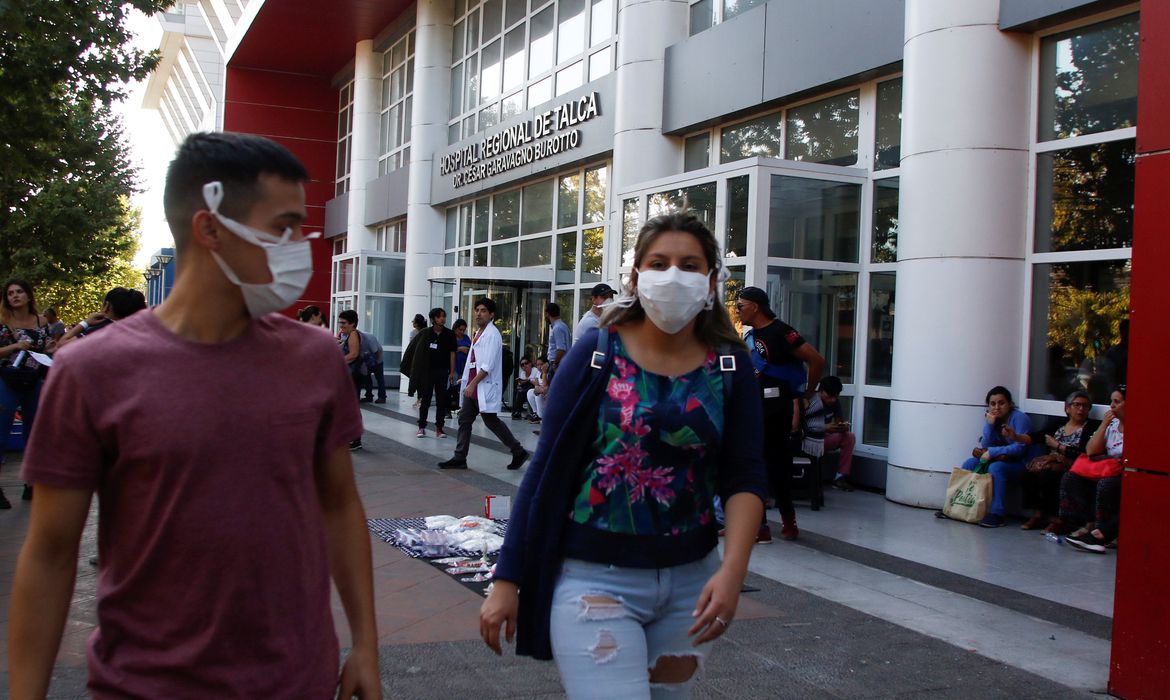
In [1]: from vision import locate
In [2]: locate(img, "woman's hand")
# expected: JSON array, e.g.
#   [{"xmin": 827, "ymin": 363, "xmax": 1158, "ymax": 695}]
[
  {"xmin": 1102, "ymin": 409, "xmax": 1116, "ymax": 425},
  {"xmin": 84, "ymin": 312, "xmax": 106, "ymax": 326},
  {"xmin": 971, "ymin": 447, "xmax": 985, "ymax": 459},
  {"xmin": 480, "ymin": 580, "xmax": 519, "ymax": 655},
  {"xmin": 986, "ymin": 410, "xmax": 998, "ymax": 425},
  {"xmin": 1001, "ymin": 424, "xmax": 1019, "ymax": 442},
  {"xmin": 687, "ymin": 566, "xmax": 742, "ymax": 646},
  {"xmin": 1045, "ymin": 435, "xmax": 1059, "ymax": 450}
]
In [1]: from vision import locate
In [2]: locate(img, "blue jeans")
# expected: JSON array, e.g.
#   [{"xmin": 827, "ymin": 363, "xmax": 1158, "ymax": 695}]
[
  {"xmin": 961, "ymin": 456, "xmax": 1025, "ymax": 516},
  {"xmin": 550, "ymin": 551, "xmax": 720, "ymax": 699},
  {"xmin": 0, "ymin": 377, "xmax": 42, "ymax": 458}
]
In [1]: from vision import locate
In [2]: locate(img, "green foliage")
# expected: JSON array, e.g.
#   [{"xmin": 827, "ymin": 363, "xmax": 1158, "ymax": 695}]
[{"xmin": 0, "ymin": 0, "xmax": 170, "ymax": 292}]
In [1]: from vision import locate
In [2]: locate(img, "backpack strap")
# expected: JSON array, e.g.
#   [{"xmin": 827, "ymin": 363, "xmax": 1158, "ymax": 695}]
[
  {"xmin": 590, "ymin": 326, "xmax": 610, "ymax": 371},
  {"xmin": 716, "ymin": 342, "xmax": 737, "ymax": 404}
]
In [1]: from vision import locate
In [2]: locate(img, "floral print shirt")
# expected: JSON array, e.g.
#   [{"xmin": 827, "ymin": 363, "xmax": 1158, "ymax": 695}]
[
  {"xmin": 569, "ymin": 335, "xmax": 724, "ymax": 537},
  {"xmin": 0, "ymin": 323, "xmax": 50, "ymax": 370}
]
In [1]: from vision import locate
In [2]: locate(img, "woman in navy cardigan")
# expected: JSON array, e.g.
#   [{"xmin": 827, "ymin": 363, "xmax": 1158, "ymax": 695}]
[{"xmin": 480, "ymin": 213, "xmax": 767, "ymax": 698}]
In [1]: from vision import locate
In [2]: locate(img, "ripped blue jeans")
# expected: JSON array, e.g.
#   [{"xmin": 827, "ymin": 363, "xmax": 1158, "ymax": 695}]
[{"xmin": 549, "ymin": 551, "xmax": 721, "ymax": 699}]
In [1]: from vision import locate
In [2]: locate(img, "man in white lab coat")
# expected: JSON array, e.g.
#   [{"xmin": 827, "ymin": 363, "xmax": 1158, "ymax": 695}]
[{"xmin": 439, "ymin": 298, "xmax": 530, "ymax": 471}]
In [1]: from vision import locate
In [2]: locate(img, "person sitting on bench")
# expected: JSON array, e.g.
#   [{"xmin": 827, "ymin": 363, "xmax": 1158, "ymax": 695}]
[{"xmin": 801, "ymin": 376, "xmax": 856, "ymax": 491}]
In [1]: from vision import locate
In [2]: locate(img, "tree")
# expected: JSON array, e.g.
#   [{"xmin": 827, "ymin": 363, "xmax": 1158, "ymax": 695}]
[{"xmin": 0, "ymin": 0, "xmax": 170, "ymax": 290}]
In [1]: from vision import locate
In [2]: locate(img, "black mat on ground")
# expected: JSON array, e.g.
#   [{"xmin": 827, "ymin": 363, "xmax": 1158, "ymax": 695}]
[{"xmin": 368, "ymin": 518, "xmax": 505, "ymax": 597}]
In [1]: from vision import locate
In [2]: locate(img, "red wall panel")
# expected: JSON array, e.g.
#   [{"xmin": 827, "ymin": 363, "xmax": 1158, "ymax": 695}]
[
  {"xmin": 1136, "ymin": 0, "xmax": 1170, "ymax": 155},
  {"xmin": 1110, "ymin": 5, "xmax": 1170, "ymax": 698},
  {"xmin": 1110, "ymin": 471, "xmax": 1170, "ymax": 698},
  {"xmin": 224, "ymin": 66, "xmax": 338, "ymax": 318}
]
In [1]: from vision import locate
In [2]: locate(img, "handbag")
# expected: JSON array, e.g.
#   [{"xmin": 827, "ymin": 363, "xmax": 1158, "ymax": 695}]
[
  {"xmin": 1069, "ymin": 453, "xmax": 1123, "ymax": 479},
  {"xmin": 942, "ymin": 466, "xmax": 992, "ymax": 523},
  {"xmin": 1027, "ymin": 453, "xmax": 1070, "ymax": 473}
]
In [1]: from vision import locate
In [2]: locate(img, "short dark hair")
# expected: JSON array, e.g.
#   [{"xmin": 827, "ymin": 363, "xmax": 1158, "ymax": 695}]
[
  {"xmin": 986, "ymin": 385, "xmax": 1013, "ymax": 405},
  {"xmin": 339, "ymin": 309, "xmax": 358, "ymax": 326},
  {"xmin": 412, "ymin": 314, "xmax": 427, "ymax": 329},
  {"xmin": 475, "ymin": 297, "xmax": 496, "ymax": 316},
  {"xmin": 163, "ymin": 132, "xmax": 308, "ymax": 251},
  {"xmin": 545, "ymin": 302, "xmax": 560, "ymax": 317},
  {"xmin": 106, "ymin": 288, "xmax": 146, "ymax": 319},
  {"xmin": 429, "ymin": 307, "xmax": 446, "ymax": 322},
  {"xmin": 819, "ymin": 376, "xmax": 843, "ymax": 396},
  {"xmin": 453, "ymin": 318, "xmax": 467, "ymax": 331},
  {"xmin": 298, "ymin": 305, "xmax": 321, "ymax": 322}
]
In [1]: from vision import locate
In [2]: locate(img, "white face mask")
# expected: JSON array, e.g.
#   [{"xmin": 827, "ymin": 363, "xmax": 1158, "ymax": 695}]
[
  {"xmin": 628, "ymin": 266, "xmax": 714, "ymax": 335},
  {"xmin": 202, "ymin": 181, "xmax": 313, "ymax": 317}
]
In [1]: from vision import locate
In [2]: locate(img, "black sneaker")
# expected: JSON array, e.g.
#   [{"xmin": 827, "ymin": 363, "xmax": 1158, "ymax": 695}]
[
  {"xmin": 349, "ymin": 440, "xmax": 363, "ymax": 451},
  {"xmin": 360, "ymin": 396, "xmax": 373, "ymax": 403},
  {"xmin": 831, "ymin": 477, "xmax": 855, "ymax": 492},
  {"xmin": 1066, "ymin": 532, "xmax": 1107, "ymax": 553},
  {"xmin": 21, "ymin": 484, "xmax": 32, "ymax": 501},
  {"xmin": 374, "ymin": 397, "xmax": 387, "ymax": 404},
  {"xmin": 978, "ymin": 514, "xmax": 1005, "ymax": 528},
  {"xmin": 0, "ymin": 489, "xmax": 10, "ymax": 510},
  {"xmin": 507, "ymin": 450, "xmax": 530, "ymax": 470},
  {"xmin": 438, "ymin": 458, "xmax": 468, "ymax": 470}
]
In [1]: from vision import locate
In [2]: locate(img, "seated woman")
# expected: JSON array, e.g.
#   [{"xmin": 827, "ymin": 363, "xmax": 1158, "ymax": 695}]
[
  {"xmin": 1060, "ymin": 386, "xmax": 1125, "ymax": 548},
  {"xmin": 940, "ymin": 386, "xmax": 1033, "ymax": 528},
  {"xmin": 1002, "ymin": 391, "xmax": 1096, "ymax": 532}
]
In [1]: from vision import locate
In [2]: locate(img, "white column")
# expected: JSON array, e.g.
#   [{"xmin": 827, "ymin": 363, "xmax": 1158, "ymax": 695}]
[
  {"xmin": 346, "ymin": 40, "xmax": 381, "ymax": 253},
  {"xmin": 886, "ymin": 0, "xmax": 1032, "ymax": 507},
  {"xmin": 609, "ymin": 0, "xmax": 686, "ymax": 194},
  {"xmin": 401, "ymin": 0, "xmax": 453, "ymax": 376}
]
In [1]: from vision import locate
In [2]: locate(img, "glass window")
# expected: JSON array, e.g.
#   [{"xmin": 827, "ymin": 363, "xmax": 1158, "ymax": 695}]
[
  {"xmin": 503, "ymin": 26, "xmax": 526, "ymax": 92},
  {"xmin": 558, "ymin": 173, "xmax": 580, "ymax": 228},
  {"xmin": 530, "ymin": 6, "xmax": 555, "ymax": 76},
  {"xmin": 622, "ymin": 197, "xmax": 640, "ymax": 267},
  {"xmin": 502, "ymin": 91, "xmax": 524, "ymax": 119},
  {"xmin": 582, "ymin": 226, "xmax": 604, "ymax": 282},
  {"xmin": 492, "ymin": 241, "xmax": 519, "ymax": 266},
  {"xmin": 725, "ymin": 175, "xmax": 749, "ymax": 258},
  {"xmin": 874, "ymin": 78, "xmax": 902, "ymax": 170},
  {"xmin": 480, "ymin": 39, "xmax": 502, "ymax": 103},
  {"xmin": 464, "ymin": 53, "xmax": 479, "ymax": 111},
  {"xmin": 724, "ymin": 267, "xmax": 746, "ymax": 334},
  {"xmin": 689, "ymin": 0, "xmax": 713, "ymax": 36},
  {"xmin": 721, "ymin": 112, "xmax": 782, "ymax": 163},
  {"xmin": 506, "ymin": 0, "xmax": 526, "ymax": 26},
  {"xmin": 556, "ymin": 61, "xmax": 584, "ymax": 96},
  {"xmin": 522, "ymin": 180, "xmax": 555, "ymax": 234},
  {"xmin": 555, "ymin": 290, "xmax": 575, "ymax": 333},
  {"xmin": 872, "ymin": 178, "xmax": 899, "ymax": 263},
  {"xmin": 556, "ymin": 231, "xmax": 577, "ymax": 283},
  {"xmin": 766, "ymin": 267, "xmax": 857, "ymax": 384},
  {"xmin": 529, "ymin": 76, "xmax": 553, "ymax": 108},
  {"xmin": 446, "ymin": 208, "xmax": 458, "ymax": 249},
  {"xmin": 588, "ymin": 46, "xmax": 612, "ymax": 80},
  {"xmin": 590, "ymin": 0, "xmax": 613, "ymax": 45},
  {"xmin": 584, "ymin": 165, "xmax": 607, "ymax": 223},
  {"xmin": 336, "ymin": 258, "xmax": 356, "ymax": 292},
  {"xmin": 785, "ymin": 91, "xmax": 860, "ymax": 166},
  {"xmin": 460, "ymin": 204, "xmax": 473, "ymax": 246},
  {"xmin": 1038, "ymin": 13, "xmax": 1139, "ymax": 141},
  {"xmin": 1029, "ymin": 259, "xmax": 1130, "ymax": 404},
  {"xmin": 473, "ymin": 246, "xmax": 488, "ymax": 266},
  {"xmin": 366, "ymin": 258, "xmax": 406, "ymax": 294},
  {"xmin": 483, "ymin": 0, "xmax": 503, "ymax": 41},
  {"xmin": 479, "ymin": 104, "xmax": 499, "ymax": 130},
  {"xmin": 768, "ymin": 175, "xmax": 860, "ymax": 263},
  {"xmin": 558, "ymin": 0, "xmax": 587, "ymax": 63},
  {"xmin": 1034, "ymin": 139, "xmax": 1135, "ymax": 253},
  {"xmin": 450, "ymin": 63, "xmax": 464, "ymax": 119},
  {"xmin": 452, "ymin": 19, "xmax": 466, "ymax": 63},
  {"xmin": 866, "ymin": 272, "xmax": 895, "ymax": 386},
  {"xmin": 493, "ymin": 190, "xmax": 520, "ymax": 239},
  {"xmin": 722, "ymin": 0, "xmax": 763, "ymax": 22},
  {"xmin": 863, "ymin": 398, "xmax": 890, "ymax": 447},
  {"xmin": 648, "ymin": 182, "xmax": 716, "ymax": 231},
  {"xmin": 684, "ymin": 133, "xmax": 710, "ymax": 172},
  {"xmin": 474, "ymin": 198, "xmax": 490, "ymax": 244},
  {"xmin": 521, "ymin": 236, "xmax": 553, "ymax": 266},
  {"xmin": 364, "ymin": 296, "xmax": 404, "ymax": 346}
]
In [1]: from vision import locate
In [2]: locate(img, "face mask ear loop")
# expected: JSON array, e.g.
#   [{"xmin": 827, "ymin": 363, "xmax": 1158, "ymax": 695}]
[
  {"xmin": 704, "ymin": 268, "xmax": 724, "ymax": 310},
  {"xmin": 202, "ymin": 181, "xmax": 224, "ymax": 214}
]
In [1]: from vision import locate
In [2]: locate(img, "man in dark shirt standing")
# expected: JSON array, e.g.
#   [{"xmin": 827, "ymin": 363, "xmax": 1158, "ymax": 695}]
[
  {"xmin": 736, "ymin": 286, "xmax": 825, "ymax": 541},
  {"xmin": 406, "ymin": 307, "xmax": 457, "ymax": 438}
]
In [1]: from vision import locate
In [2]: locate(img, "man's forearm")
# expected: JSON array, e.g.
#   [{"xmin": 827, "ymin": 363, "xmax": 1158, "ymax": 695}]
[
  {"xmin": 9, "ymin": 546, "xmax": 80, "ymax": 698},
  {"xmin": 322, "ymin": 492, "xmax": 379, "ymax": 652}
]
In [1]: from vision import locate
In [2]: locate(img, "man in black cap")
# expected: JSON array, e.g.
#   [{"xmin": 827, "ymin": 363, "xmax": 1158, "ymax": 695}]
[
  {"xmin": 574, "ymin": 282, "xmax": 616, "ymax": 342},
  {"xmin": 736, "ymin": 286, "xmax": 825, "ymax": 542}
]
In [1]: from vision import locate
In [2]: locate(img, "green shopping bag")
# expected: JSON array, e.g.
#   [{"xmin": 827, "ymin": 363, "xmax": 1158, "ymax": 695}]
[{"xmin": 942, "ymin": 466, "xmax": 992, "ymax": 523}]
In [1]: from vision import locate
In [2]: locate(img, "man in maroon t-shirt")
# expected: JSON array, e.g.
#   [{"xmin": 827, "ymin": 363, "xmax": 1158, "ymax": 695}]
[{"xmin": 9, "ymin": 133, "xmax": 381, "ymax": 699}]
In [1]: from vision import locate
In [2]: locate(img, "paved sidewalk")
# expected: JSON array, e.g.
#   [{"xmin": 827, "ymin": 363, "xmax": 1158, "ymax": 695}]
[{"xmin": 0, "ymin": 422, "xmax": 1101, "ymax": 698}]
